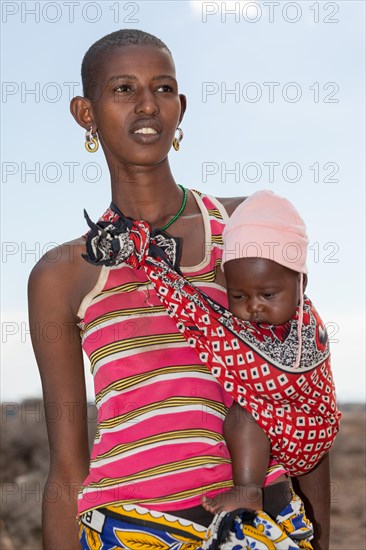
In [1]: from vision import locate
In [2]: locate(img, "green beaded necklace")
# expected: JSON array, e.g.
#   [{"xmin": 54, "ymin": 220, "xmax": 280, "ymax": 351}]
[{"xmin": 161, "ymin": 185, "xmax": 187, "ymax": 231}]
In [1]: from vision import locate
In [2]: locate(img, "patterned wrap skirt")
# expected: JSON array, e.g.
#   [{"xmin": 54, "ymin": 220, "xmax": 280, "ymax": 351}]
[{"xmin": 79, "ymin": 492, "xmax": 314, "ymax": 550}]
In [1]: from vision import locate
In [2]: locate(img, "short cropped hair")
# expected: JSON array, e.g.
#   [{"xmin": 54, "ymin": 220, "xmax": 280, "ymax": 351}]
[{"xmin": 81, "ymin": 29, "xmax": 172, "ymax": 99}]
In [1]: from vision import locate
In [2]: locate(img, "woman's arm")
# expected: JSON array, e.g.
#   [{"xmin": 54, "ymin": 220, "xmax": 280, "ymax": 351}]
[
  {"xmin": 292, "ymin": 453, "xmax": 331, "ymax": 550},
  {"xmin": 28, "ymin": 247, "xmax": 91, "ymax": 550}
]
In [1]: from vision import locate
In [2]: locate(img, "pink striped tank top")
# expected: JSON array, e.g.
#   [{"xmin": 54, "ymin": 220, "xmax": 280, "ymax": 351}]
[{"xmin": 77, "ymin": 190, "xmax": 285, "ymax": 516}]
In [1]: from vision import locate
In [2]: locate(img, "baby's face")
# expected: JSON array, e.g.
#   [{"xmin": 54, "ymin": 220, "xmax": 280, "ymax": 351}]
[{"xmin": 224, "ymin": 258, "xmax": 300, "ymax": 325}]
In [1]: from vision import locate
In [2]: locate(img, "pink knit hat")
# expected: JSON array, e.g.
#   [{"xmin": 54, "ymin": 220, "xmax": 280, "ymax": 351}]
[
  {"xmin": 222, "ymin": 190, "xmax": 308, "ymax": 273},
  {"xmin": 222, "ymin": 190, "xmax": 308, "ymax": 368}
]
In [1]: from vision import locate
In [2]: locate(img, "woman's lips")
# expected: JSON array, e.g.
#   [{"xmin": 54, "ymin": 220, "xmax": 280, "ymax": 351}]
[
  {"xmin": 130, "ymin": 129, "xmax": 161, "ymax": 144},
  {"xmin": 129, "ymin": 120, "xmax": 162, "ymax": 144},
  {"xmin": 130, "ymin": 119, "xmax": 162, "ymax": 144}
]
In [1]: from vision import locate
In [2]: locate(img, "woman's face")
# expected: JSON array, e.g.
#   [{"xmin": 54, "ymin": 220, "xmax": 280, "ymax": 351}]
[{"xmin": 87, "ymin": 45, "xmax": 185, "ymax": 167}]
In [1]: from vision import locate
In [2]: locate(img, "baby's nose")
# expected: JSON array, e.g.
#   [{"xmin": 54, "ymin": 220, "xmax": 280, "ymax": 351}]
[{"xmin": 247, "ymin": 298, "xmax": 263, "ymax": 313}]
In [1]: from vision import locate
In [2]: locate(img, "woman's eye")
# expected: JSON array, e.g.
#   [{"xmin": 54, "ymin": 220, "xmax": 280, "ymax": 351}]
[
  {"xmin": 156, "ymin": 84, "xmax": 173, "ymax": 92},
  {"xmin": 115, "ymin": 84, "xmax": 133, "ymax": 93}
]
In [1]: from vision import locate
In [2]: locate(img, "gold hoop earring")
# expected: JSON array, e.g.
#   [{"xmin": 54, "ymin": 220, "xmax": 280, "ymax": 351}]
[
  {"xmin": 173, "ymin": 127, "xmax": 183, "ymax": 151},
  {"xmin": 85, "ymin": 126, "xmax": 99, "ymax": 153}
]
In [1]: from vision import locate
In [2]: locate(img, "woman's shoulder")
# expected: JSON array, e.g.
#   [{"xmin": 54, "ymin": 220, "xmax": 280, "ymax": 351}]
[
  {"xmin": 29, "ymin": 237, "xmax": 86, "ymax": 280},
  {"xmin": 214, "ymin": 196, "xmax": 246, "ymax": 217},
  {"xmin": 28, "ymin": 236, "xmax": 100, "ymax": 318}
]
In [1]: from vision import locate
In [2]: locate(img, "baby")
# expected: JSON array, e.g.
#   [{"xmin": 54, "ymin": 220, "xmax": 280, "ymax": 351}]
[
  {"xmin": 93, "ymin": 185, "xmax": 341, "ymax": 525},
  {"xmin": 200, "ymin": 190, "xmax": 340, "ymax": 515}
]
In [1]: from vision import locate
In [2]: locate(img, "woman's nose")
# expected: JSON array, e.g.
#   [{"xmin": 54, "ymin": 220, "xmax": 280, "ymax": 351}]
[{"xmin": 135, "ymin": 89, "xmax": 159, "ymax": 116}]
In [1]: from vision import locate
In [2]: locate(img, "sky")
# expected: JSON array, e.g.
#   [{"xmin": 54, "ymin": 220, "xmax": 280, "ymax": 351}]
[{"xmin": 1, "ymin": 0, "xmax": 365, "ymax": 402}]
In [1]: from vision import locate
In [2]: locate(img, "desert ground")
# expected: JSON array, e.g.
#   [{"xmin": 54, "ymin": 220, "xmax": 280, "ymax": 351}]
[{"xmin": 1, "ymin": 401, "xmax": 365, "ymax": 549}]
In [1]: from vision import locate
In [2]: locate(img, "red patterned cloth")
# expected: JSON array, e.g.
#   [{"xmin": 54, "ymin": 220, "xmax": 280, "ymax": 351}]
[
  {"xmin": 83, "ymin": 206, "xmax": 341, "ymax": 476},
  {"xmin": 146, "ymin": 258, "xmax": 341, "ymax": 475}
]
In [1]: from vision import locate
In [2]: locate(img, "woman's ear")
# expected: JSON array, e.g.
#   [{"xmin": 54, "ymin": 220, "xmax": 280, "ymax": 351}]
[
  {"xmin": 70, "ymin": 96, "xmax": 96, "ymax": 130},
  {"xmin": 178, "ymin": 94, "xmax": 187, "ymax": 125}
]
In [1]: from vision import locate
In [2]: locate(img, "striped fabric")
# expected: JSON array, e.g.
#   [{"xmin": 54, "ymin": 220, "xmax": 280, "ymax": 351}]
[{"xmin": 77, "ymin": 190, "xmax": 286, "ymax": 517}]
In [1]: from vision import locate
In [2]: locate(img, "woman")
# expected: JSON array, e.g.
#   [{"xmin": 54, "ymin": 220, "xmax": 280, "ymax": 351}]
[{"xmin": 28, "ymin": 30, "xmax": 330, "ymax": 549}]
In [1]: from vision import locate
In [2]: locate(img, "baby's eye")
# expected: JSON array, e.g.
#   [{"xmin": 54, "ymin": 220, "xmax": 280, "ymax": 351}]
[
  {"xmin": 230, "ymin": 294, "xmax": 246, "ymax": 301},
  {"xmin": 263, "ymin": 292, "xmax": 276, "ymax": 299}
]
